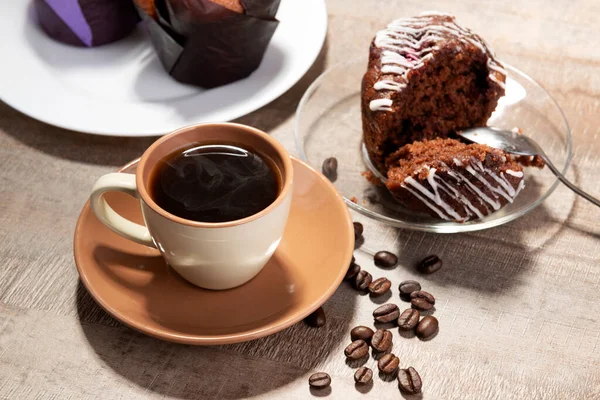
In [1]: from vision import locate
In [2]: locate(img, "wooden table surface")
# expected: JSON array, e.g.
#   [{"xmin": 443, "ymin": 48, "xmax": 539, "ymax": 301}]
[{"xmin": 1, "ymin": 1, "xmax": 600, "ymax": 398}]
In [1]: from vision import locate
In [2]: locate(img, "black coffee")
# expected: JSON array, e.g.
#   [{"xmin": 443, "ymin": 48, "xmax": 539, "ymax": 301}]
[{"xmin": 149, "ymin": 143, "xmax": 280, "ymax": 223}]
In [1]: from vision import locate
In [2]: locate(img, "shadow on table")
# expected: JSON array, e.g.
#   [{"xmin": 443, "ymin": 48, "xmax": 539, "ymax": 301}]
[
  {"xmin": 0, "ymin": 35, "xmax": 328, "ymax": 166},
  {"xmin": 559, "ymin": 165, "xmax": 600, "ymax": 240},
  {"xmin": 359, "ymin": 175, "xmax": 579, "ymax": 296},
  {"xmin": 76, "ymin": 260, "xmax": 353, "ymax": 399},
  {"xmin": 414, "ymin": 203, "xmax": 558, "ymax": 294},
  {"xmin": 565, "ymin": 220, "xmax": 600, "ymax": 240}
]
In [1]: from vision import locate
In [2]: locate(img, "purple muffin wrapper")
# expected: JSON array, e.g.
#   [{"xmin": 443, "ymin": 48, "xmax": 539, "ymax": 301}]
[
  {"xmin": 35, "ymin": 0, "xmax": 139, "ymax": 47},
  {"xmin": 137, "ymin": 0, "xmax": 280, "ymax": 88}
]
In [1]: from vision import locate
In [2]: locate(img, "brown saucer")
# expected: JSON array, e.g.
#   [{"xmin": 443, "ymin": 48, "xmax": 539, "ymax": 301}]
[{"xmin": 74, "ymin": 156, "xmax": 354, "ymax": 345}]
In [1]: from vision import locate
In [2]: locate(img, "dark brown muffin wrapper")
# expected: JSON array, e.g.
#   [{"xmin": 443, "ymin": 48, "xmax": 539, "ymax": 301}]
[{"xmin": 136, "ymin": 0, "xmax": 280, "ymax": 88}]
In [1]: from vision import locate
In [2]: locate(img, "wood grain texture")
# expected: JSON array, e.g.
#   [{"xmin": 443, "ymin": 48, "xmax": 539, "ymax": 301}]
[{"xmin": 1, "ymin": 0, "xmax": 600, "ymax": 398}]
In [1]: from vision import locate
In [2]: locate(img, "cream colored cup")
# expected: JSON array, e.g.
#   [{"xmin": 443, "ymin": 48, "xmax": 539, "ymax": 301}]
[{"xmin": 90, "ymin": 123, "xmax": 293, "ymax": 290}]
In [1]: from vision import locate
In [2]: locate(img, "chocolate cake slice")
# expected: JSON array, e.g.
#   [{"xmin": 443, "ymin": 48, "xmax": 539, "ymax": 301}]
[
  {"xmin": 386, "ymin": 139, "xmax": 524, "ymax": 222},
  {"xmin": 362, "ymin": 13, "xmax": 506, "ymax": 173}
]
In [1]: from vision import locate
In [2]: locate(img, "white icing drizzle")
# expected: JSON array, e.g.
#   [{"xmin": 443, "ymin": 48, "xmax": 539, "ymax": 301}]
[
  {"xmin": 406, "ymin": 170, "xmax": 463, "ymax": 221},
  {"xmin": 448, "ymin": 158, "xmax": 500, "ymax": 210},
  {"xmin": 368, "ymin": 12, "xmax": 507, "ymax": 112},
  {"xmin": 373, "ymin": 80, "xmax": 406, "ymax": 91},
  {"xmin": 402, "ymin": 184, "xmax": 452, "ymax": 220},
  {"xmin": 514, "ymin": 179, "xmax": 525, "ymax": 197},
  {"xmin": 369, "ymin": 98, "xmax": 393, "ymax": 112},
  {"xmin": 442, "ymin": 164, "xmax": 492, "ymax": 214},
  {"xmin": 435, "ymin": 175, "xmax": 484, "ymax": 219},
  {"xmin": 466, "ymin": 160, "xmax": 513, "ymax": 202},
  {"xmin": 401, "ymin": 158, "xmax": 524, "ymax": 221}
]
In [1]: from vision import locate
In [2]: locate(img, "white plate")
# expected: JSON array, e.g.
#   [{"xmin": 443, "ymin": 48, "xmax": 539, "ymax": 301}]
[{"xmin": 0, "ymin": 0, "xmax": 327, "ymax": 136}]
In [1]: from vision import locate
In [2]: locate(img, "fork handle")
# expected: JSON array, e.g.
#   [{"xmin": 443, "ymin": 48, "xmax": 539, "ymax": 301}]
[{"xmin": 541, "ymin": 154, "xmax": 600, "ymax": 208}]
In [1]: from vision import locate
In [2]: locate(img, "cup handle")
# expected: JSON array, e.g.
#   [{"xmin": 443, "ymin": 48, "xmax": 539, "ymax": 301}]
[{"xmin": 90, "ymin": 173, "xmax": 156, "ymax": 248}]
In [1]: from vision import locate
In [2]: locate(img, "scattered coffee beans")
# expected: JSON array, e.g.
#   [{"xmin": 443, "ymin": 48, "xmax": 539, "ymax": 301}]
[
  {"xmin": 353, "ymin": 222, "xmax": 364, "ymax": 238},
  {"xmin": 309, "ymin": 372, "xmax": 331, "ymax": 389},
  {"xmin": 368, "ymin": 277, "xmax": 392, "ymax": 296},
  {"xmin": 397, "ymin": 367, "xmax": 422, "ymax": 394},
  {"xmin": 351, "ymin": 326, "xmax": 374, "ymax": 343},
  {"xmin": 345, "ymin": 262, "xmax": 361, "ymax": 280},
  {"xmin": 354, "ymin": 366, "xmax": 373, "ymax": 384},
  {"xmin": 344, "ymin": 339, "xmax": 369, "ymax": 359},
  {"xmin": 378, "ymin": 353, "xmax": 400, "ymax": 374},
  {"xmin": 398, "ymin": 280, "xmax": 421, "ymax": 301},
  {"xmin": 416, "ymin": 316, "xmax": 439, "ymax": 340},
  {"xmin": 398, "ymin": 308, "xmax": 420, "ymax": 331},
  {"xmin": 410, "ymin": 291, "xmax": 435, "ymax": 311},
  {"xmin": 354, "ymin": 270, "xmax": 373, "ymax": 291},
  {"xmin": 304, "ymin": 307, "xmax": 326, "ymax": 327},
  {"xmin": 322, "ymin": 157, "xmax": 338, "ymax": 182},
  {"xmin": 418, "ymin": 255, "xmax": 443, "ymax": 274},
  {"xmin": 374, "ymin": 251, "xmax": 398, "ymax": 267},
  {"xmin": 371, "ymin": 329, "xmax": 393, "ymax": 352},
  {"xmin": 373, "ymin": 303, "xmax": 400, "ymax": 323}
]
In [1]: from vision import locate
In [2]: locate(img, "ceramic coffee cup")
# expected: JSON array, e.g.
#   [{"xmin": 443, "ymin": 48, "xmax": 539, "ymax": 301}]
[{"xmin": 90, "ymin": 123, "xmax": 293, "ymax": 290}]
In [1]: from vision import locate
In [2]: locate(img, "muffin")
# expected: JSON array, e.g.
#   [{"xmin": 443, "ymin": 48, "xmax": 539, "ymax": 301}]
[
  {"xmin": 136, "ymin": 0, "xmax": 157, "ymax": 19},
  {"xmin": 362, "ymin": 12, "xmax": 506, "ymax": 173},
  {"xmin": 34, "ymin": 0, "xmax": 139, "ymax": 47},
  {"xmin": 212, "ymin": 0, "xmax": 244, "ymax": 13},
  {"xmin": 137, "ymin": 0, "xmax": 281, "ymax": 88}
]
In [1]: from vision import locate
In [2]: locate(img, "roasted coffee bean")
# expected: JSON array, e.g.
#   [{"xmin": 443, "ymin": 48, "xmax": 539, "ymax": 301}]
[
  {"xmin": 398, "ymin": 308, "xmax": 420, "ymax": 331},
  {"xmin": 398, "ymin": 367, "xmax": 422, "ymax": 394},
  {"xmin": 416, "ymin": 315, "xmax": 439, "ymax": 340},
  {"xmin": 354, "ymin": 366, "xmax": 373, "ymax": 384},
  {"xmin": 304, "ymin": 307, "xmax": 326, "ymax": 327},
  {"xmin": 373, "ymin": 303, "xmax": 400, "ymax": 323},
  {"xmin": 344, "ymin": 339, "xmax": 369, "ymax": 359},
  {"xmin": 378, "ymin": 353, "xmax": 400, "ymax": 374},
  {"xmin": 309, "ymin": 372, "xmax": 331, "ymax": 389},
  {"xmin": 368, "ymin": 277, "xmax": 392, "ymax": 296},
  {"xmin": 374, "ymin": 251, "xmax": 398, "ymax": 267},
  {"xmin": 354, "ymin": 270, "xmax": 373, "ymax": 291},
  {"xmin": 398, "ymin": 280, "xmax": 421, "ymax": 301},
  {"xmin": 418, "ymin": 255, "xmax": 443, "ymax": 274},
  {"xmin": 322, "ymin": 157, "xmax": 338, "ymax": 182},
  {"xmin": 351, "ymin": 326, "xmax": 374, "ymax": 343},
  {"xmin": 371, "ymin": 328, "xmax": 393, "ymax": 352},
  {"xmin": 345, "ymin": 262, "xmax": 361, "ymax": 280},
  {"xmin": 353, "ymin": 222, "xmax": 364, "ymax": 238},
  {"xmin": 410, "ymin": 291, "xmax": 435, "ymax": 311}
]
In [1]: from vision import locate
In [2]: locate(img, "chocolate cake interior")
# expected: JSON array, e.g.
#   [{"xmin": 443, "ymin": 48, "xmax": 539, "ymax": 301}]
[{"xmin": 379, "ymin": 47, "xmax": 501, "ymax": 169}]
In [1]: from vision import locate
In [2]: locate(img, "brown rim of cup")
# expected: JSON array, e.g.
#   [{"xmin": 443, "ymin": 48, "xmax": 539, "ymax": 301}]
[{"xmin": 135, "ymin": 122, "xmax": 294, "ymax": 228}]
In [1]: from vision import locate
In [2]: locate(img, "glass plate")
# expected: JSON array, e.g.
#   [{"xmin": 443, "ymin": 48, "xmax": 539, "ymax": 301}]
[{"xmin": 294, "ymin": 58, "xmax": 572, "ymax": 233}]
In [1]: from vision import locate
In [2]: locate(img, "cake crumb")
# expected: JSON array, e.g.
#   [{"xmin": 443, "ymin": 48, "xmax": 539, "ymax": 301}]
[
  {"xmin": 509, "ymin": 127, "xmax": 544, "ymax": 168},
  {"xmin": 350, "ymin": 196, "xmax": 358, "ymax": 203},
  {"xmin": 361, "ymin": 170, "xmax": 384, "ymax": 187},
  {"xmin": 514, "ymin": 155, "xmax": 545, "ymax": 168}
]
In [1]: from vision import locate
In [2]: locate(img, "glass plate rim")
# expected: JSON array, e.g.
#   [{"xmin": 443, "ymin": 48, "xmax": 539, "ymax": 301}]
[{"xmin": 294, "ymin": 59, "xmax": 573, "ymax": 233}]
